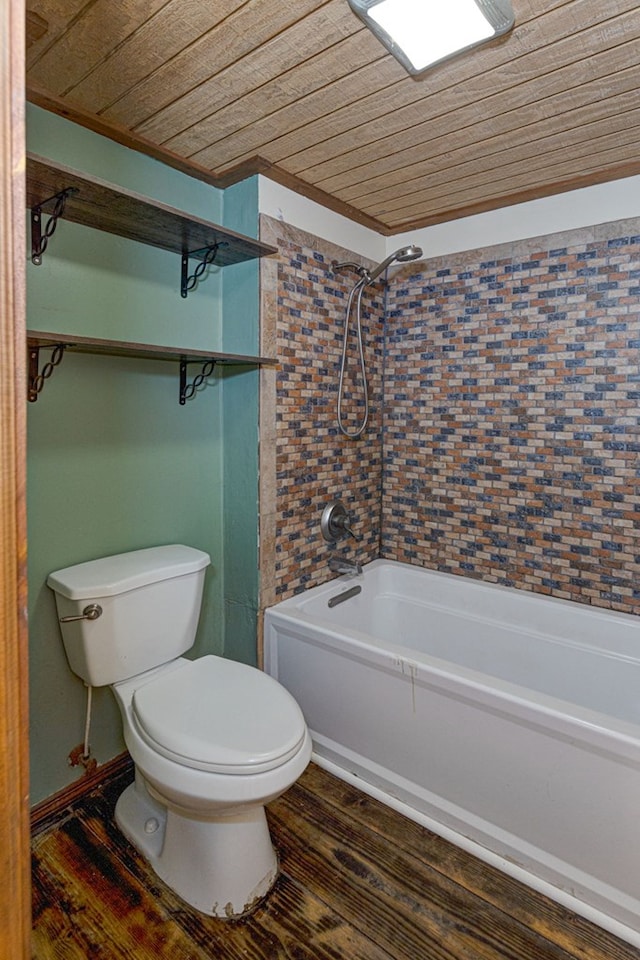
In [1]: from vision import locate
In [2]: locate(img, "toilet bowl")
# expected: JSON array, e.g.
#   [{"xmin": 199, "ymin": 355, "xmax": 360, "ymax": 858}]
[
  {"xmin": 113, "ymin": 655, "xmax": 311, "ymax": 916},
  {"xmin": 48, "ymin": 545, "xmax": 311, "ymax": 918}
]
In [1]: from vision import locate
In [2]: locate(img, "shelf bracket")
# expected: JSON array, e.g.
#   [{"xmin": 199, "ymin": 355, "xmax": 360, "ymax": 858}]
[
  {"xmin": 31, "ymin": 188, "xmax": 77, "ymax": 265},
  {"xmin": 179, "ymin": 358, "xmax": 217, "ymax": 405},
  {"xmin": 28, "ymin": 343, "xmax": 67, "ymax": 402},
  {"xmin": 181, "ymin": 242, "xmax": 227, "ymax": 298}
]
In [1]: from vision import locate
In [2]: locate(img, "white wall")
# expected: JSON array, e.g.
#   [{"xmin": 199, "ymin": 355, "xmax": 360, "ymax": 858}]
[
  {"xmin": 258, "ymin": 176, "xmax": 384, "ymax": 260},
  {"xmin": 395, "ymin": 175, "xmax": 640, "ymax": 260},
  {"xmin": 259, "ymin": 173, "xmax": 640, "ymax": 263}
]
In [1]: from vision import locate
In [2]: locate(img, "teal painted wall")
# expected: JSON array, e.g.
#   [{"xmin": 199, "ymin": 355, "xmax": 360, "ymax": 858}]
[
  {"xmin": 221, "ymin": 178, "xmax": 260, "ymax": 665},
  {"xmin": 26, "ymin": 107, "xmax": 260, "ymax": 803}
]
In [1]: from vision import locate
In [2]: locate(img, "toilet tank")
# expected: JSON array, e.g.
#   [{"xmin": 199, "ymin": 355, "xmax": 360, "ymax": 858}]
[{"xmin": 48, "ymin": 545, "xmax": 210, "ymax": 686}]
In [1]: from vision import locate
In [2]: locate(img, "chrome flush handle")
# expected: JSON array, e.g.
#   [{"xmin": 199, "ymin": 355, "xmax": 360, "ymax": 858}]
[{"xmin": 59, "ymin": 603, "xmax": 103, "ymax": 623}]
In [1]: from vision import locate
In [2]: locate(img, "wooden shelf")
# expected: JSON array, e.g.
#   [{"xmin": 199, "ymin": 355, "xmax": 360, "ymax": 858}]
[
  {"xmin": 27, "ymin": 331, "xmax": 276, "ymax": 366},
  {"xmin": 26, "ymin": 152, "xmax": 276, "ymax": 270},
  {"xmin": 27, "ymin": 331, "xmax": 277, "ymax": 405},
  {"xmin": 25, "ymin": 155, "xmax": 277, "ymax": 400}
]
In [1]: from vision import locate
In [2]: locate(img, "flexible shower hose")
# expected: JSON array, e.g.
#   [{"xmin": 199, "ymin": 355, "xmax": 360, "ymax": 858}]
[{"xmin": 337, "ymin": 275, "xmax": 369, "ymax": 439}]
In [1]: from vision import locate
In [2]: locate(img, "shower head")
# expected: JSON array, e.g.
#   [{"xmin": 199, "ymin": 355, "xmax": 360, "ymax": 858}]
[{"xmin": 365, "ymin": 245, "xmax": 423, "ymax": 284}]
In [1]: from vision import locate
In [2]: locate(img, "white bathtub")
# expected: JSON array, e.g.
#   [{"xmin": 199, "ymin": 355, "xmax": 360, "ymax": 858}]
[{"xmin": 264, "ymin": 559, "xmax": 640, "ymax": 946}]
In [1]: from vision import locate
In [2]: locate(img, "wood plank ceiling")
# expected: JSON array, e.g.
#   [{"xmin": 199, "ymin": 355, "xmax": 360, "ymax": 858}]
[{"xmin": 25, "ymin": 0, "xmax": 640, "ymax": 235}]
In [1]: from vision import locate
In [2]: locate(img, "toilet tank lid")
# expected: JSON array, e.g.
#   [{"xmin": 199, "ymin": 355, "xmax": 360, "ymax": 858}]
[{"xmin": 47, "ymin": 545, "xmax": 210, "ymax": 600}]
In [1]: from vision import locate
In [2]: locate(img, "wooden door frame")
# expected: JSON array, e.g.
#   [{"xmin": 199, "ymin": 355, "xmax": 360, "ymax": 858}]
[{"xmin": 1, "ymin": 0, "xmax": 31, "ymax": 956}]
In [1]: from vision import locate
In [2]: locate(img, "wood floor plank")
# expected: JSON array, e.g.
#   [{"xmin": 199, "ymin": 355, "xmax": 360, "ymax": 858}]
[
  {"xmin": 31, "ymin": 761, "xmax": 640, "ymax": 960},
  {"xmin": 177, "ymin": 873, "xmax": 395, "ymax": 960},
  {"xmin": 252, "ymin": 874, "xmax": 395, "ymax": 960},
  {"xmin": 32, "ymin": 854, "xmax": 107, "ymax": 960},
  {"xmin": 103, "ymin": 823, "xmax": 394, "ymax": 960},
  {"xmin": 268, "ymin": 787, "xmax": 578, "ymax": 960},
  {"xmin": 32, "ymin": 818, "xmax": 215, "ymax": 959},
  {"xmin": 295, "ymin": 766, "xmax": 640, "ymax": 960},
  {"xmin": 56, "ymin": 775, "xmax": 396, "ymax": 960}
]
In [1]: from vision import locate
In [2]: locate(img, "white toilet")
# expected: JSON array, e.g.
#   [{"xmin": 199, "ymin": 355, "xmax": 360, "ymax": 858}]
[{"xmin": 48, "ymin": 544, "xmax": 311, "ymax": 918}]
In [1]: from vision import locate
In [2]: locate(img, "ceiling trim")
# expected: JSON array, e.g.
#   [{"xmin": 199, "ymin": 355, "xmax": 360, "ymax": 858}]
[
  {"xmin": 392, "ymin": 159, "xmax": 640, "ymax": 233},
  {"xmin": 26, "ymin": 79, "xmax": 640, "ymax": 239},
  {"xmin": 24, "ymin": 3, "xmax": 640, "ymax": 235},
  {"xmin": 26, "ymin": 84, "xmax": 389, "ymax": 235}
]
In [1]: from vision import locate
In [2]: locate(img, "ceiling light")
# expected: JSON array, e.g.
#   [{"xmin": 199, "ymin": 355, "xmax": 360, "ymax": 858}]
[{"xmin": 348, "ymin": 0, "xmax": 515, "ymax": 75}]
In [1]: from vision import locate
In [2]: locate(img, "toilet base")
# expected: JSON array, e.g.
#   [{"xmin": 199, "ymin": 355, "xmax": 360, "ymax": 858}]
[{"xmin": 115, "ymin": 776, "xmax": 279, "ymax": 918}]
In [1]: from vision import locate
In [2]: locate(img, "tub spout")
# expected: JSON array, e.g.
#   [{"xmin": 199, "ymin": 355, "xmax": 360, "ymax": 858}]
[{"xmin": 329, "ymin": 557, "xmax": 363, "ymax": 577}]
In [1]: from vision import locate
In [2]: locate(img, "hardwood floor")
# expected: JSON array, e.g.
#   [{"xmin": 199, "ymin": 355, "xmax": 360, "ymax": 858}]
[{"xmin": 31, "ymin": 762, "xmax": 640, "ymax": 960}]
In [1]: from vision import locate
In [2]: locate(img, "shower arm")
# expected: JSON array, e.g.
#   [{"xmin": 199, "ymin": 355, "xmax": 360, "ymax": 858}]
[
  {"xmin": 331, "ymin": 260, "xmax": 369, "ymax": 279},
  {"xmin": 332, "ymin": 245, "xmax": 422, "ymax": 288}
]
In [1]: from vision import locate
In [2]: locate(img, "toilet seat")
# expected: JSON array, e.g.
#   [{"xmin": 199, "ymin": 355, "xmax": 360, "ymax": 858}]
[{"xmin": 131, "ymin": 655, "xmax": 307, "ymax": 775}]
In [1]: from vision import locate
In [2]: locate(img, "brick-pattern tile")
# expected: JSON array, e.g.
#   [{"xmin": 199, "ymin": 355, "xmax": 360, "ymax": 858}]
[
  {"xmin": 264, "ymin": 216, "xmax": 640, "ymax": 616},
  {"xmin": 271, "ymin": 232, "xmax": 383, "ymax": 598},
  {"xmin": 383, "ymin": 236, "xmax": 640, "ymax": 614}
]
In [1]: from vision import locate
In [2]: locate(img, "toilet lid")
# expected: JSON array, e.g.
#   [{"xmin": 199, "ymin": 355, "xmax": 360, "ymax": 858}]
[{"xmin": 131, "ymin": 655, "xmax": 307, "ymax": 775}]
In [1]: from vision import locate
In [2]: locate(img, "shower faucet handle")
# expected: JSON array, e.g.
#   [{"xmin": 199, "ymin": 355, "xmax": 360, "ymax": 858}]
[
  {"xmin": 321, "ymin": 501, "xmax": 362, "ymax": 543},
  {"xmin": 341, "ymin": 520, "xmax": 362, "ymax": 542}
]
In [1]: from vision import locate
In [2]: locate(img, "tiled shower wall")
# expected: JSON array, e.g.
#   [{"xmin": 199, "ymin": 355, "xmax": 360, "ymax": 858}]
[
  {"xmin": 261, "ymin": 214, "xmax": 640, "ymax": 616},
  {"xmin": 259, "ymin": 216, "xmax": 384, "ymax": 604},
  {"xmin": 383, "ymin": 221, "xmax": 640, "ymax": 614}
]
